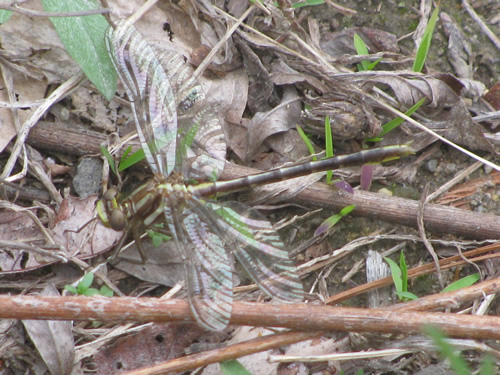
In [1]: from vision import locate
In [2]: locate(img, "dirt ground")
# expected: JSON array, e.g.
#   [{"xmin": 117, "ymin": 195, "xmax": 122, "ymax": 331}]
[{"xmin": 0, "ymin": 0, "xmax": 499, "ymax": 374}]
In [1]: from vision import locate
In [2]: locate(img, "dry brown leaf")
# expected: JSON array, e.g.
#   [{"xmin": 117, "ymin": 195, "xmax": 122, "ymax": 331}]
[
  {"xmin": 441, "ymin": 12, "xmax": 474, "ymax": 80},
  {"xmin": 236, "ymin": 36, "xmax": 274, "ymax": 113},
  {"xmin": 22, "ymin": 284, "xmax": 74, "ymax": 375},
  {"xmin": 52, "ymin": 195, "xmax": 121, "ymax": 260},
  {"xmin": 320, "ymin": 27, "xmax": 399, "ymax": 58},
  {"xmin": 352, "ymin": 72, "xmax": 459, "ymax": 108},
  {"xmin": 245, "ymin": 86, "xmax": 302, "ymax": 160},
  {"xmin": 0, "ymin": 6, "xmax": 79, "ymax": 84},
  {"xmin": 93, "ymin": 323, "xmax": 205, "ymax": 373},
  {"xmin": 202, "ymin": 69, "xmax": 248, "ymax": 126},
  {"xmin": 111, "ymin": 239, "xmax": 185, "ymax": 288}
]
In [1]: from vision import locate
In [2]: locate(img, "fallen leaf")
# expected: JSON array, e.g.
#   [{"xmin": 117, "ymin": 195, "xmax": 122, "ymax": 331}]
[{"xmin": 23, "ymin": 284, "xmax": 74, "ymax": 375}]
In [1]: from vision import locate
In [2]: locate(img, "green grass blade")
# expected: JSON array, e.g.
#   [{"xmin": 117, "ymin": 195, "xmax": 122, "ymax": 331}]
[
  {"xmin": 378, "ymin": 98, "xmax": 426, "ymax": 137},
  {"xmin": 296, "ymin": 125, "xmax": 317, "ymax": 161},
  {"xmin": 412, "ymin": 7, "xmax": 439, "ymax": 72},
  {"xmin": 100, "ymin": 145, "xmax": 117, "ymax": 176},
  {"xmin": 353, "ymin": 34, "xmax": 370, "ymax": 71},
  {"xmin": 314, "ymin": 205, "xmax": 355, "ymax": 236},
  {"xmin": 292, "ymin": 0, "xmax": 325, "ymax": 8},
  {"xmin": 119, "ymin": 148, "xmax": 145, "ymax": 172},
  {"xmin": 324, "ymin": 116, "xmax": 334, "ymax": 183},
  {"xmin": 399, "ymin": 251, "xmax": 408, "ymax": 292}
]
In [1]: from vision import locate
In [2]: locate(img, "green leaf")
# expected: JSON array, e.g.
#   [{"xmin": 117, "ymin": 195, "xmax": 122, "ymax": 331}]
[
  {"xmin": 365, "ymin": 57, "xmax": 382, "ymax": 71},
  {"xmin": 324, "ymin": 116, "xmax": 334, "ymax": 183},
  {"xmin": 395, "ymin": 291, "xmax": 418, "ymax": 300},
  {"xmin": 220, "ymin": 360, "xmax": 253, "ymax": 375},
  {"xmin": 119, "ymin": 148, "xmax": 145, "ymax": 171},
  {"xmin": 384, "ymin": 257, "xmax": 402, "ymax": 293},
  {"xmin": 64, "ymin": 285, "xmax": 78, "ymax": 294},
  {"xmin": 353, "ymin": 34, "xmax": 370, "ymax": 71},
  {"xmin": 353, "ymin": 34, "xmax": 382, "ymax": 71},
  {"xmin": 147, "ymin": 229, "xmax": 171, "ymax": 247},
  {"xmin": 296, "ymin": 125, "xmax": 317, "ymax": 161},
  {"xmin": 99, "ymin": 285, "xmax": 114, "ymax": 297},
  {"xmin": 314, "ymin": 205, "xmax": 355, "ymax": 236},
  {"xmin": 80, "ymin": 272, "xmax": 94, "ymax": 290},
  {"xmin": 82, "ymin": 287, "xmax": 101, "ymax": 296},
  {"xmin": 378, "ymin": 97, "xmax": 426, "ymax": 137},
  {"xmin": 0, "ymin": 9, "xmax": 12, "ymax": 24},
  {"xmin": 412, "ymin": 7, "xmax": 439, "ymax": 72},
  {"xmin": 101, "ymin": 145, "xmax": 117, "ymax": 176},
  {"xmin": 42, "ymin": 0, "xmax": 117, "ymax": 100},
  {"xmin": 441, "ymin": 273, "xmax": 479, "ymax": 293},
  {"xmin": 399, "ymin": 251, "xmax": 408, "ymax": 292},
  {"xmin": 292, "ymin": 0, "xmax": 325, "ymax": 8}
]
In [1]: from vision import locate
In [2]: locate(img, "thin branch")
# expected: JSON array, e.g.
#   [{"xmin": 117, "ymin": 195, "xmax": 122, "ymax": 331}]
[
  {"xmin": 1, "ymin": 296, "xmax": 499, "ymax": 340},
  {"xmin": 462, "ymin": 0, "xmax": 500, "ymax": 52}
]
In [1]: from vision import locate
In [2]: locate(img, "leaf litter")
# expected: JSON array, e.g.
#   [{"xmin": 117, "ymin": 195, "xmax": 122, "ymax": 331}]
[{"xmin": 0, "ymin": 0, "xmax": 499, "ymax": 373}]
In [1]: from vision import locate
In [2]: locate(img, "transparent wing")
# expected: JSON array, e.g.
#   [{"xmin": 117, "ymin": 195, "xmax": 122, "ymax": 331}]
[
  {"xmin": 165, "ymin": 199, "xmax": 233, "ymax": 331},
  {"xmin": 106, "ymin": 21, "xmax": 226, "ymax": 180},
  {"xmin": 157, "ymin": 50, "xmax": 226, "ymax": 181},
  {"xmin": 208, "ymin": 201, "xmax": 304, "ymax": 302},
  {"xmin": 105, "ymin": 19, "xmax": 177, "ymax": 176}
]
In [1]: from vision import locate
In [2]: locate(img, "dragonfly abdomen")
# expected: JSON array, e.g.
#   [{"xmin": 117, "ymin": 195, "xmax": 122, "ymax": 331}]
[{"xmin": 193, "ymin": 145, "xmax": 413, "ymax": 197}]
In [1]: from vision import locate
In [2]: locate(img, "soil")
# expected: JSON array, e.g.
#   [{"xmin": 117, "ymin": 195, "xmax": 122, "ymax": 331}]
[{"xmin": 0, "ymin": 0, "xmax": 499, "ymax": 374}]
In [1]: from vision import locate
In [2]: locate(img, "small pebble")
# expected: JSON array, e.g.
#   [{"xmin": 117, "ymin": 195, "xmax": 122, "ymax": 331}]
[
  {"xmin": 73, "ymin": 157, "xmax": 103, "ymax": 198},
  {"xmin": 377, "ymin": 188, "xmax": 393, "ymax": 196},
  {"xmin": 445, "ymin": 163, "xmax": 456, "ymax": 173},
  {"xmin": 426, "ymin": 159, "xmax": 438, "ymax": 173}
]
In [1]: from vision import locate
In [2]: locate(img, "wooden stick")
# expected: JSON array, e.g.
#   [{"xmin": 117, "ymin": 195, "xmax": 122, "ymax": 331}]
[
  {"xmin": 1, "ymin": 296, "xmax": 499, "ymax": 340},
  {"xmin": 27, "ymin": 121, "xmax": 500, "ymax": 239}
]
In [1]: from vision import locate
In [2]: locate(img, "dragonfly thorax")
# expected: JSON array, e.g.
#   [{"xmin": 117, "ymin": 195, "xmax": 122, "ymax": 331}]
[{"xmin": 97, "ymin": 173, "xmax": 198, "ymax": 233}]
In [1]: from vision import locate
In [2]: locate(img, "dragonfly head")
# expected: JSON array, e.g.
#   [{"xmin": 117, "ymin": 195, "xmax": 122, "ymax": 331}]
[{"xmin": 97, "ymin": 188, "xmax": 127, "ymax": 231}]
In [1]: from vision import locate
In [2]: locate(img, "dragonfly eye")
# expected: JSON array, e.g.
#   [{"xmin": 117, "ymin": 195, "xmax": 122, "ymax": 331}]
[
  {"xmin": 110, "ymin": 209, "xmax": 126, "ymax": 231},
  {"xmin": 103, "ymin": 188, "xmax": 118, "ymax": 201}
]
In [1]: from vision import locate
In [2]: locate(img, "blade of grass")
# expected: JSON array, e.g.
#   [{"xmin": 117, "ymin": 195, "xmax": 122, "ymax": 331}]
[
  {"xmin": 364, "ymin": 98, "xmax": 426, "ymax": 143},
  {"xmin": 399, "ymin": 251, "xmax": 408, "ymax": 292},
  {"xmin": 296, "ymin": 125, "xmax": 317, "ymax": 161},
  {"xmin": 354, "ymin": 33, "xmax": 370, "ymax": 71},
  {"xmin": 119, "ymin": 148, "xmax": 145, "ymax": 172},
  {"xmin": 412, "ymin": 7, "xmax": 439, "ymax": 72},
  {"xmin": 100, "ymin": 145, "xmax": 117, "ymax": 176},
  {"xmin": 324, "ymin": 116, "xmax": 334, "ymax": 183},
  {"xmin": 314, "ymin": 205, "xmax": 355, "ymax": 236},
  {"xmin": 292, "ymin": 0, "xmax": 325, "ymax": 9}
]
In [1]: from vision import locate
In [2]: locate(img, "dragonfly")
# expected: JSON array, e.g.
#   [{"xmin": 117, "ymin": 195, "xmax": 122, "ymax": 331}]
[{"xmin": 100, "ymin": 19, "xmax": 413, "ymax": 331}]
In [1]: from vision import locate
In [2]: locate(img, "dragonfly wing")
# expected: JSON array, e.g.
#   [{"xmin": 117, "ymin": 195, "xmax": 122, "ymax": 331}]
[
  {"xmin": 105, "ymin": 19, "xmax": 178, "ymax": 176},
  {"xmin": 165, "ymin": 200, "xmax": 233, "ymax": 331},
  {"xmin": 208, "ymin": 201, "xmax": 304, "ymax": 302},
  {"xmin": 157, "ymin": 50, "xmax": 226, "ymax": 181}
]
